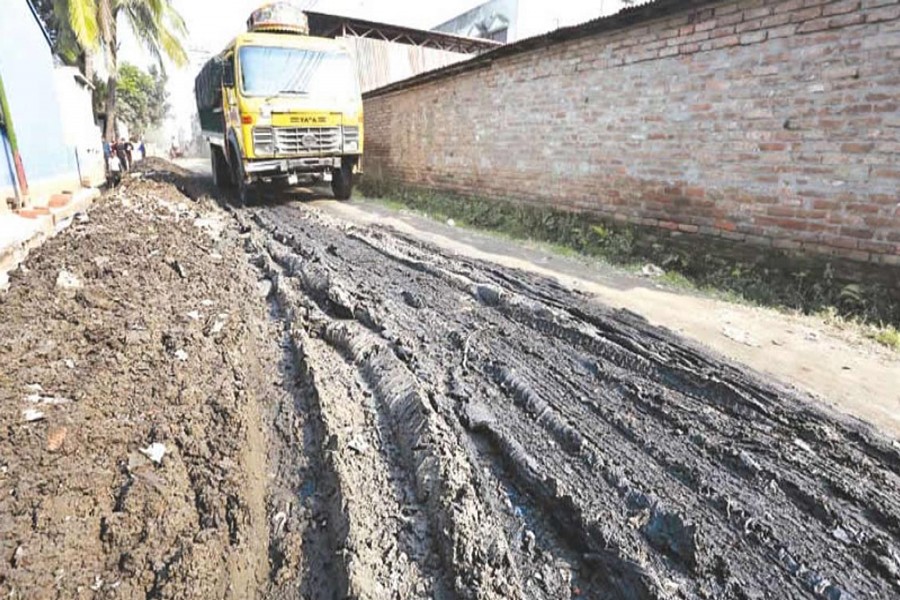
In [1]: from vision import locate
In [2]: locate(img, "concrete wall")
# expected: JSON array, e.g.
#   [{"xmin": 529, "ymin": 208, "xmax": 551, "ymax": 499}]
[
  {"xmin": 364, "ymin": 0, "xmax": 900, "ymax": 266},
  {"xmin": 0, "ymin": 1, "xmax": 81, "ymax": 205}
]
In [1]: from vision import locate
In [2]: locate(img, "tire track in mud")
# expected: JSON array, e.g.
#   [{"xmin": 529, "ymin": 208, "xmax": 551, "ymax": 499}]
[
  {"xmin": 244, "ymin": 203, "xmax": 899, "ymax": 599},
  {"xmin": 254, "ymin": 230, "xmax": 528, "ymax": 599}
]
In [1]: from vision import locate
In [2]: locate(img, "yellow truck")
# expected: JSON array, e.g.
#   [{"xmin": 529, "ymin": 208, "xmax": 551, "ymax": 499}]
[{"xmin": 195, "ymin": 3, "xmax": 363, "ymax": 204}]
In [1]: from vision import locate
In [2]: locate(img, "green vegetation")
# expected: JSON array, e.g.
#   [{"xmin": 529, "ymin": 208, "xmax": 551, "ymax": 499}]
[
  {"xmin": 360, "ymin": 181, "xmax": 900, "ymax": 345},
  {"xmin": 872, "ymin": 326, "xmax": 900, "ymax": 351},
  {"xmin": 33, "ymin": 0, "xmax": 187, "ymax": 138},
  {"xmin": 114, "ymin": 63, "xmax": 169, "ymax": 136}
]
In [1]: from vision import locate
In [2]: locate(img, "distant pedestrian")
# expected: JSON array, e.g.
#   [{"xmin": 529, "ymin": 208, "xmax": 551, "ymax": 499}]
[
  {"xmin": 107, "ymin": 152, "xmax": 121, "ymax": 186},
  {"xmin": 125, "ymin": 138, "xmax": 135, "ymax": 170},
  {"xmin": 138, "ymin": 139, "xmax": 146, "ymax": 161},
  {"xmin": 116, "ymin": 138, "xmax": 129, "ymax": 173}
]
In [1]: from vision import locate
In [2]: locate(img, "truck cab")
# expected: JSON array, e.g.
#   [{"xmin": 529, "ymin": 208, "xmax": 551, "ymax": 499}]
[{"xmin": 195, "ymin": 4, "xmax": 363, "ymax": 203}]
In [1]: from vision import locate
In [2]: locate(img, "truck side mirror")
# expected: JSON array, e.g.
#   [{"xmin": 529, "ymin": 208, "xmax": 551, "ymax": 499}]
[{"xmin": 221, "ymin": 57, "xmax": 235, "ymax": 88}]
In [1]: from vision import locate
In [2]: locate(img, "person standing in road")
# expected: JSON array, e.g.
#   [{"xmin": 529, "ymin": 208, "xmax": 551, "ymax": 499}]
[
  {"xmin": 116, "ymin": 138, "xmax": 129, "ymax": 173},
  {"xmin": 125, "ymin": 139, "xmax": 135, "ymax": 170}
]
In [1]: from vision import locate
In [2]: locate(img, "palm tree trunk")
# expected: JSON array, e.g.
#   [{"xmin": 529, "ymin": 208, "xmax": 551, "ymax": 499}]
[
  {"xmin": 104, "ymin": 73, "xmax": 117, "ymax": 140},
  {"xmin": 102, "ymin": 10, "xmax": 118, "ymax": 141},
  {"xmin": 83, "ymin": 51, "xmax": 94, "ymax": 82}
]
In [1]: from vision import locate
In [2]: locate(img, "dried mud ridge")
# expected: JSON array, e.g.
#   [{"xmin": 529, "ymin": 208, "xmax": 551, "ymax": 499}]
[
  {"xmin": 1, "ymin": 164, "xmax": 898, "ymax": 599},
  {"xmin": 242, "ymin": 199, "xmax": 900, "ymax": 600}
]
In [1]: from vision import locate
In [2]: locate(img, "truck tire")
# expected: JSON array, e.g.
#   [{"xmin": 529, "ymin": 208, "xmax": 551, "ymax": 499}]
[
  {"xmin": 232, "ymin": 156, "xmax": 251, "ymax": 207},
  {"xmin": 331, "ymin": 161, "xmax": 353, "ymax": 201},
  {"xmin": 210, "ymin": 146, "xmax": 231, "ymax": 189}
]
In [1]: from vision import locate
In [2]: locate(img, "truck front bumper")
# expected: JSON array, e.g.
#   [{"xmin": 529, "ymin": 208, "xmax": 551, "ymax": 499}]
[{"xmin": 245, "ymin": 156, "xmax": 342, "ymax": 175}]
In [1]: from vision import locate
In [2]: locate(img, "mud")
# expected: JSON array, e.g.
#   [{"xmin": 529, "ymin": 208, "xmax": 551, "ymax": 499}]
[
  {"xmin": 245, "ymin": 197, "xmax": 900, "ymax": 600},
  {"xmin": 1, "ymin": 164, "xmax": 898, "ymax": 599}
]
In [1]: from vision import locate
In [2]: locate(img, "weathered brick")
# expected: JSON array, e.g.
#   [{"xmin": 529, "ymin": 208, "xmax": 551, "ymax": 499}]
[
  {"xmin": 363, "ymin": 0, "xmax": 899, "ymax": 267},
  {"xmin": 740, "ymin": 30, "xmax": 768, "ymax": 43},
  {"xmin": 867, "ymin": 4, "xmax": 900, "ymax": 20},
  {"xmin": 824, "ymin": 0, "xmax": 862, "ymax": 16},
  {"xmin": 797, "ymin": 16, "xmax": 831, "ymax": 31}
]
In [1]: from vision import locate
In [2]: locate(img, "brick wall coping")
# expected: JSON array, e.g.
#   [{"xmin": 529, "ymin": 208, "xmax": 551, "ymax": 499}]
[{"xmin": 364, "ymin": 0, "xmax": 721, "ymax": 99}]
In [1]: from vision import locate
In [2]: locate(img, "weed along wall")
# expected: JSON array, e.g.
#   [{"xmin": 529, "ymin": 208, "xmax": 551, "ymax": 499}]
[{"xmin": 362, "ymin": 0, "xmax": 900, "ymax": 269}]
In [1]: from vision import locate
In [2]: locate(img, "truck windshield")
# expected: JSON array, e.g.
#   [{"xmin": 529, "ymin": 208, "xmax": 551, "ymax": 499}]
[{"xmin": 239, "ymin": 46, "xmax": 358, "ymax": 99}]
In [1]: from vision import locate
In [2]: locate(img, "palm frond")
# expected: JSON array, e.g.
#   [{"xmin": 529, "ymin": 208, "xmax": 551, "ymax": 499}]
[{"xmin": 66, "ymin": 0, "xmax": 100, "ymax": 49}]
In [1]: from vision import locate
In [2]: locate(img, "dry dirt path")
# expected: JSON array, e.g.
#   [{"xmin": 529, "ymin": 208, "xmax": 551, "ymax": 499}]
[{"xmin": 1, "ymin": 163, "xmax": 898, "ymax": 599}]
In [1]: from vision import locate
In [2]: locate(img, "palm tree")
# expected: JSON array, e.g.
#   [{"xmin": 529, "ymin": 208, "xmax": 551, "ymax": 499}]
[{"xmin": 49, "ymin": 0, "xmax": 187, "ymax": 139}]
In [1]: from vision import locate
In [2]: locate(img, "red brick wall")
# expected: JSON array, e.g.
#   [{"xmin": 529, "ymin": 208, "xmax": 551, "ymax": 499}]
[{"xmin": 363, "ymin": 0, "xmax": 900, "ymax": 265}]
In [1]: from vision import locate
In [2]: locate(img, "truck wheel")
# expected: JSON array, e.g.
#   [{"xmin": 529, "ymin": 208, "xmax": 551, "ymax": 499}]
[
  {"xmin": 229, "ymin": 149, "xmax": 251, "ymax": 207},
  {"xmin": 210, "ymin": 146, "xmax": 231, "ymax": 189},
  {"xmin": 331, "ymin": 162, "xmax": 353, "ymax": 201}
]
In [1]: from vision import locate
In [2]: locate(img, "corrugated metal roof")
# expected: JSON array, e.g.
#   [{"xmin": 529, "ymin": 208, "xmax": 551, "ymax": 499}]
[
  {"xmin": 365, "ymin": 0, "xmax": 721, "ymax": 98},
  {"xmin": 305, "ymin": 10, "xmax": 502, "ymax": 54}
]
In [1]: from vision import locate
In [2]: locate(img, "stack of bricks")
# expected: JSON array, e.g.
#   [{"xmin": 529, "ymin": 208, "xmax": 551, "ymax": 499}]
[{"xmin": 363, "ymin": 0, "xmax": 900, "ymax": 266}]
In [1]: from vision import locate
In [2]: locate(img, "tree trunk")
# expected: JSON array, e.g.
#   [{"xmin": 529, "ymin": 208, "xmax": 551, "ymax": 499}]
[
  {"xmin": 103, "ymin": 9, "xmax": 118, "ymax": 140},
  {"xmin": 104, "ymin": 73, "xmax": 117, "ymax": 140},
  {"xmin": 83, "ymin": 51, "xmax": 94, "ymax": 82}
]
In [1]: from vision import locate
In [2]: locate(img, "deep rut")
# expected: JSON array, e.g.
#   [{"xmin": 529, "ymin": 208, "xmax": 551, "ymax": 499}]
[{"xmin": 242, "ymin": 201, "xmax": 898, "ymax": 599}]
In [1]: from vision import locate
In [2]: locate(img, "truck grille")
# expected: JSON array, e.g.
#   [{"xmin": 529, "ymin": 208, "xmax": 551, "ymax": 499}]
[{"xmin": 270, "ymin": 126, "xmax": 340, "ymax": 154}]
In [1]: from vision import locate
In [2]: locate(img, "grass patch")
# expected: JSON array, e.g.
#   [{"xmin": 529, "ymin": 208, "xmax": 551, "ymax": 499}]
[
  {"xmin": 872, "ymin": 326, "xmax": 900, "ymax": 351},
  {"xmin": 359, "ymin": 181, "xmax": 900, "ymax": 339}
]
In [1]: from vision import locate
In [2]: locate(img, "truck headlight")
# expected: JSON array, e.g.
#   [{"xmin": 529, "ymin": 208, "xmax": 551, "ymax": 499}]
[
  {"xmin": 342, "ymin": 125, "xmax": 359, "ymax": 152},
  {"xmin": 253, "ymin": 126, "xmax": 274, "ymax": 155}
]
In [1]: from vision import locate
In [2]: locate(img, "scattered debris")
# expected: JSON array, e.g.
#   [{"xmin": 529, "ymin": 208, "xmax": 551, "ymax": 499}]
[
  {"xmin": 206, "ymin": 314, "xmax": 228, "ymax": 336},
  {"xmin": 721, "ymin": 325, "xmax": 760, "ymax": 347},
  {"xmin": 523, "ymin": 529, "xmax": 536, "ymax": 553},
  {"xmin": 47, "ymin": 427, "xmax": 68, "ymax": 452},
  {"xmin": 793, "ymin": 438, "xmax": 815, "ymax": 455},
  {"xmin": 257, "ymin": 279, "xmax": 273, "ymax": 298},
  {"xmin": 169, "ymin": 260, "xmax": 187, "ymax": 279},
  {"xmin": 272, "ymin": 511, "xmax": 288, "ymax": 536},
  {"xmin": 64, "ymin": 358, "xmax": 75, "ymax": 369},
  {"xmin": 346, "ymin": 436, "xmax": 370, "ymax": 455},
  {"xmin": 22, "ymin": 409, "xmax": 45, "ymax": 423},
  {"xmin": 11, "ymin": 545, "xmax": 25, "ymax": 568},
  {"xmin": 185, "ymin": 310, "xmax": 201, "ymax": 321},
  {"xmin": 139, "ymin": 443, "xmax": 167, "ymax": 465},
  {"xmin": 25, "ymin": 393, "xmax": 71, "ymax": 405},
  {"xmin": 401, "ymin": 290, "xmax": 423, "ymax": 309},
  {"xmin": 474, "ymin": 283, "xmax": 503, "ymax": 306},
  {"xmin": 55, "ymin": 270, "xmax": 82, "ymax": 289},
  {"xmin": 174, "ymin": 349, "xmax": 189, "ymax": 362},
  {"xmin": 640, "ymin": 263, "xmax": 665, "ymax": 278}
]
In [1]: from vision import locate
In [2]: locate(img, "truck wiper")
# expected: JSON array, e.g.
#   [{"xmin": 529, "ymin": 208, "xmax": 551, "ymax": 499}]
[{"xmin": 261, "ymin": 90, "xmax": 309, "ymax": 103}]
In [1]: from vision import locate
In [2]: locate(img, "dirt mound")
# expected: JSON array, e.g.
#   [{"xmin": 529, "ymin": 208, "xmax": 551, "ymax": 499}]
[{"xmin": 0, "ymin": 177, "xmax": 278, "ymax": 597}]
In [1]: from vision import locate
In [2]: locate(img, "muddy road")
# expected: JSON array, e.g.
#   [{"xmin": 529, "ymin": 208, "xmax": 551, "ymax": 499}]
[{"xmin": 2, "ymin": 164, "xmax": 899, "ymax": 599}]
